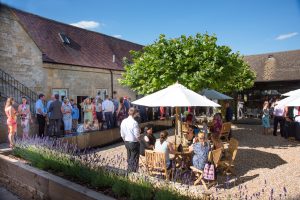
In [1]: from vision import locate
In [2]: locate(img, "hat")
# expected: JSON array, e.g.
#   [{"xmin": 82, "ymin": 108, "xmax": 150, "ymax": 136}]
[{"xmin": 63, "ymin": 97, "xmax": 69, "ymax": 102}]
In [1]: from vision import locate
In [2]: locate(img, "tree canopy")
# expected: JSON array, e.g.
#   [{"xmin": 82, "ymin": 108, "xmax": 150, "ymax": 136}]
[{"xmin": 120, "ymin": 33, "xmax": 256, "ymax": 95}]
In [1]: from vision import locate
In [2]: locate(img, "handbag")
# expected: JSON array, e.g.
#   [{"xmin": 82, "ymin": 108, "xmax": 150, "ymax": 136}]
[{"xmin": 203, "ymin": 162, "xmax": 216, "ymax": 181}]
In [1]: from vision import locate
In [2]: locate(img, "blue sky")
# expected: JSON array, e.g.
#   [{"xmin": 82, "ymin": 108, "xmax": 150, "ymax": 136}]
[{"xmin": 1, "ymin": 0, "xmax": 300, "ymax": 55}]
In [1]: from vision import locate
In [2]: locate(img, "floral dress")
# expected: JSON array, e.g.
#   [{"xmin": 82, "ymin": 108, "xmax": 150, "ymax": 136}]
[
  {"xmin": 20, "ymin": 104, "xmax": 30, "ymax": 134},
  {"xmin": 192, "ymin": 142, "xmax": 210, "ymax": 170},
  {"xmin": 83, "ymin": 104, "xmax": 93, "ymax": 122}
]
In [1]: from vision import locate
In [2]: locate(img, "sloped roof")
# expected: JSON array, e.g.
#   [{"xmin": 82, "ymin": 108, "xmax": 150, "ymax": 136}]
[
  {"xmin": 244, "ymin": 49, "xmax": 300, "ymax": 82},
  {"xmin": 10, "ymin": 6, "xmax": 143, "ymax": 71}
]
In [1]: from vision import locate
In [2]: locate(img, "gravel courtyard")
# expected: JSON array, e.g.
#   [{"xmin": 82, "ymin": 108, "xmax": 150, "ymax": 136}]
[{"xmin": 94, "ymin": 124, "xmax": 300, "ymax": 200}]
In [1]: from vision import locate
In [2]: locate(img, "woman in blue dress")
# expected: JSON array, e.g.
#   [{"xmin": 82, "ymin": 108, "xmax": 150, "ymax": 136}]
[
  {"xmin": 262, "ymin": 101, "xmax": 271, "ymax": 135},
  {"xmin": 189, "ymin": 132, "xmax": 210, "ymax": 170}
]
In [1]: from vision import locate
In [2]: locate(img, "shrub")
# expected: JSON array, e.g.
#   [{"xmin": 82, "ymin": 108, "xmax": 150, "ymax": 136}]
[
  {"xmin": 128, "ymin": 181, "xmax": 153, "ymax": 200},
  {"xmin": 155, "ymin": 189, "xmax": 189, "ymax": 200},
  {"xmin": 112, "ymin": 179, "xmax": 129, "ymax": 198},
  {"xmin": 12, "ymin": 137, "xmax": 191, "ymax": 200}
]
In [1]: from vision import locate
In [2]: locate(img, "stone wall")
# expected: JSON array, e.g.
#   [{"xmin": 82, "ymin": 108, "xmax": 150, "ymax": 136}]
[
  {"xmin": 43, "ymin": 63, "xmax": 136, "ymax": 100},
  {"xmin": 0, "ymin": 6, "xmax": 45, "ymax": 94},
  {"xmin": 0, "ymin": 154, "xmax": 115, "ymax": 200}
]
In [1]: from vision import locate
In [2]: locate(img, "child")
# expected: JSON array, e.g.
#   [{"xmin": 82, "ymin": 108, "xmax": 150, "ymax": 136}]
[
  {"xmin": 91, "ymin": 119, "xmax": 99, "ymax": 131},
  {"xmin": 72, "ymin": 103, "xmax": 79, "ymax": 132}
]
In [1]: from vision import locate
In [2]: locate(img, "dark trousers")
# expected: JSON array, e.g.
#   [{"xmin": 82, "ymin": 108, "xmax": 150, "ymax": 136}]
[
  {"xmin": 104, "ymin": 112, "xmax": 113, "ymax": 129},
  {"xmin": 273, "ymin": 116, "xmax": 285, "ymax": 136},
  {"xmin": 113, "ymin": 112, "xmax": 117, "ymax": 127},
  {"xmin": 124, "ymin": 141, "xmax": 140, "ymax": 173},
  {"xmin": 36, "ymin": 114, "xmax": 46, "ymax": 137},
  {"xmin": 49, "ymin": 119, "xmax": 62, "ymax": 137}
]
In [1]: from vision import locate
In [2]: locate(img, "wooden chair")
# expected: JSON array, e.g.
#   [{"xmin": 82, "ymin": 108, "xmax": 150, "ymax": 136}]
[
  {"xmin": 221, "ymin": 138, "xmax": 238, "ymax": 174},
  {"xmin": 220, "ymin": 122, "xmax": 231, "ymax": 141},
  {"xmin": 227, "ymin": 138, "xmax": 239, "ymax": 154},
  {"xmin": 145, "ymin": 150, "xmax": 172, "ymax": 180},
  {"xmin": 190, "ymin": 148, "xmax": 222, "ymax": 190}
]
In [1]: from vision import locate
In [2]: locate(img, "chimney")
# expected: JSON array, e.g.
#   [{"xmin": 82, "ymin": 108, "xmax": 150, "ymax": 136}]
[{"xmin": 113, "ymin": 54, "xmax": 115, "ymax": 63}]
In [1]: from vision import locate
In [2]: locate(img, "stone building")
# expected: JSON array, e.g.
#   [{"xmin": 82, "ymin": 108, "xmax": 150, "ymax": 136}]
[
  {"xmin": 241, "ymin": 49, "xmax": 300, "ymax": 110},
  {"xmin": 0, "ymin": 4, "xmax": 142, "ymax": 103},
  {"xmin": 1, "ymin": 4, "xmax": 300, "ymax": 142},
  {"xmin": 0, "ymin": 4, "xmax": 142, "ymax": 142}
]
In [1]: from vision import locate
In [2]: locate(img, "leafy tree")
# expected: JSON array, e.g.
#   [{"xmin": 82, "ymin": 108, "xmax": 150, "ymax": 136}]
[{"xmin": 120, "ymin": 33, "xmax": 256, "ymax": 95}]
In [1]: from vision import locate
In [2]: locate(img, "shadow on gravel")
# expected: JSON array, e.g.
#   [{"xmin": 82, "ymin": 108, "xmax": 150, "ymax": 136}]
[
  {"xmin": 232, "ymin": 126, "xmax": 300, "ymax": 149},
  {"xmin": 217, "ymin": 148, "xmax": 287, "ymax": 188}
]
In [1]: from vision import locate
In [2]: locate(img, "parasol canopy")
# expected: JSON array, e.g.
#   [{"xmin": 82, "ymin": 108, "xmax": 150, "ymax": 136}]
[
  {"xmin": 199, "ymin": 88, "xmax": 233, "ymax": 100},
  {"xmin": 282, "ymin": 89, "xmax": 300, "ymax": 97},
  {"xmin": 132, "ymin": 83, "xmax": 220, "ymax": 107}
]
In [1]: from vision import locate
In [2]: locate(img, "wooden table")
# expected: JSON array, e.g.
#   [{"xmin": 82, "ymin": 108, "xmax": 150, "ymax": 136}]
[{"xmin": 171, "ymin": 151, "xmax": 192, "ymax": 169}]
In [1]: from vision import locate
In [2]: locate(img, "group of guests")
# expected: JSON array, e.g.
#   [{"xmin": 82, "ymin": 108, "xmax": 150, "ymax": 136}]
[
  {"xmin": 35, "ymin": 93, "xmax": 80, "ymax": 137},
  {"xmin": 120, "ymin": 103, "xmax": 233, "ymax": 173},
  {"xmin": 34, "ymin": 92, "xmax": 137, "ymax": 137},
  {"xmin": 261, "ymin": 97, "xmax": 300, "ymax": 138},
  {"xmin": 79, "ymin": 94, "xmax": 133, "ymax": 132},
  {"xmin": 4, "ymin": 97, "xmax": 33, "ymax": 148}
]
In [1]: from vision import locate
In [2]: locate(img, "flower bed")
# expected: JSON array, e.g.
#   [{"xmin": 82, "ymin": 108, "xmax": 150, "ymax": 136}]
[{"xmin": 12, "ymin": 137, "xmax": 192, "ymax": 200}]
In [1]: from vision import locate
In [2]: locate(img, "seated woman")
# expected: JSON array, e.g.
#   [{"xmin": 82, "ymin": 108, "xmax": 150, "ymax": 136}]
[
  {"xmin": 184, "ymin": 127, "xmax": 195, "ymax": 146},
  {"xmin": 76, "ymin": 119, "xmax": 92, "ymax": 133},
  {"xmin": 210, "ymin": 113, "xmax": 223, "ymax": 139},
  {"xmin": 154, "ymin": 131, "xmax": 175, "ymax": 169},
  {"xmin": 189, "ymin": 132, "xmax": 210, "ymax": 170},
  {"xmin": 140, "ymin": 125, "xmax": 156, "ymax": 156}
]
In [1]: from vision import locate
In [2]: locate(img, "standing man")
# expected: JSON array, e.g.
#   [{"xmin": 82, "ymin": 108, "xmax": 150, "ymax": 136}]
[
  {"xmin": 112, "ymin": 91, "xmax": 119, "ymax": 127},
  {"xmin": 47, "ymin": 95, "xmax": 55, "ymax": 118},
  {"xmin": 35, "ymin": 94, "xmax": 47, "ymax": 137},
  {"xmin": 48, "ymin": 94, "xmax": 63, "ymax": 137},
  {"xmin": 102, "ymin": 95, "xmax": 114, "ymax": 129},
  {"xmin": 225, "ymin": 102, "xmax": 233, "ymax": 140},
  {"xmin": 120, "ymin": 107, "xmax": 141, "ymax": 173},
  {"xmin": 273, "ymin": 98, "xmax": 285, "ymax": 136}
]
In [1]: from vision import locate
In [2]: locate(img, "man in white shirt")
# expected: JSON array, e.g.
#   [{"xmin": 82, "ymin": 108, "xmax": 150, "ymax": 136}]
[
  {"xmin": 273, "ymin": 98, "xmax": 285, "ymax": 136},
  {"xmin": 102, "ymin": 95, "xmax": 114, "ymax": 129},
  {"xmin": 120, "ymin": 107, "xmax": 141, "ymax": 172}
]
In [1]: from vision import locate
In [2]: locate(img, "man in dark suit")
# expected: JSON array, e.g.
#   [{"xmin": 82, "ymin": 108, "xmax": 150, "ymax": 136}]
[{"xmin": 48, "ymin": 94, "xmax": 63, "ymax": 137}]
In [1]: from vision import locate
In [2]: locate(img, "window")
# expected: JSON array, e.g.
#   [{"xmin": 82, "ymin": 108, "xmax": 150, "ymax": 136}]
[
  {"xmin": 95, "ymin": 89, "xmax": 108, "ymax": 101},
  {"xmin": 52, "ymin": 89, "xmax": 68, "ymax": 101},
  {"xmin": 58, "ymin": 33, "xmax": 71, "ymax": 44}
]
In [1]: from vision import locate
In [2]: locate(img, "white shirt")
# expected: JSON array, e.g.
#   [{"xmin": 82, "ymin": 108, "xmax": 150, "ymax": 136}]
[
  {"xmin": 102, "ymin": 99, "xmax": 114, "ymax": 113},
  {"xmin": 273, "ymin": 104, "xmax": 285, "ymax": 117},
  {"xmin": 294, "ymin": 107, "xmax": 300, "ymax": 122},
  {"xmin": 95, "ymin": 103, "xmax": 102, "ymax": 112},
  {"xmin": 120, "ymin": 116, "xmax": 140, "ymax": 142}
]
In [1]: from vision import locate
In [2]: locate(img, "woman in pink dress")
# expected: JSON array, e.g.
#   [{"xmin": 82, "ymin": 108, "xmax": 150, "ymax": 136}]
[
  {"xmin": 5, "ymin": 97, "xmax": 17, "ymax": 148},
  {"xmin": 210, "ymin": 113, "xmax": 223, "ymax": 138}
]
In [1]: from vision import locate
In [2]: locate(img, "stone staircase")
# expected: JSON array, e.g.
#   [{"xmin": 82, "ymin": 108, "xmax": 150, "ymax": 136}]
[
  {"xmin": 0, "ymin": 69, "xmax": 39, "ymax": 143},
  {"xmin": 0, "ymin": 68, "xmax": 38, "ymax": 113}
]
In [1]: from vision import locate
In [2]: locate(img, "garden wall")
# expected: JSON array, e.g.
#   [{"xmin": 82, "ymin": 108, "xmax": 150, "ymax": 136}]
[
  {"xmin": 0, "ymin": 154, "xmax": 115, "ymax": 200},
  {"xmin": 60, "ymin": 119, "xmax": 173, "ymax": 149}
]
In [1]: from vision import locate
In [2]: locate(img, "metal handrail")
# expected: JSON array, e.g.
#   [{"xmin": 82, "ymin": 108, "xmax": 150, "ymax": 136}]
[{"xmin": 0, "ymin": 68, "xmax": 38, "ymax": 114}]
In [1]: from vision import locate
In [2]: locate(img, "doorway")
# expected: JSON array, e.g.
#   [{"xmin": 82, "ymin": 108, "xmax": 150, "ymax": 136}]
[{"xmin": 77, "ymin": 96, "xmax": 88, "ymax": 123}]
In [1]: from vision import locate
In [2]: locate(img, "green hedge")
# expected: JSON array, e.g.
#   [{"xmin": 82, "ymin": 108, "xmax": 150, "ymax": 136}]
[{"xmin": 13, "ymin": 147, "xmax": 190, "ymax": 200}]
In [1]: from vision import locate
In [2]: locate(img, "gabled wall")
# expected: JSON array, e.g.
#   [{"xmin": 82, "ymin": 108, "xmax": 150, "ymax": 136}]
[{"xmin": 0, "ymin": 6, "xmax": 45, "ymax": 94}]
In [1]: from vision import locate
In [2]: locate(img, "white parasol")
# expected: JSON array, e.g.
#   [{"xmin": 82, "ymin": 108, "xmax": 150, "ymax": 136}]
[{"xmin": 132, "ymin": 83, "xmax": 220, "ymax": 145}]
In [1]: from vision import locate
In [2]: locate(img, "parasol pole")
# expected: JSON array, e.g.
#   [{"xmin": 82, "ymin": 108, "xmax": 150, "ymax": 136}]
[{"xmin": 175, "ymin": 107, "xmax": 179, "ymax": 147}]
